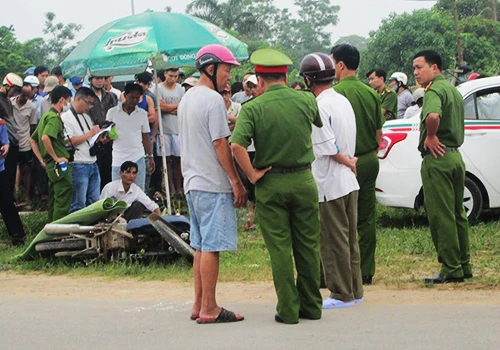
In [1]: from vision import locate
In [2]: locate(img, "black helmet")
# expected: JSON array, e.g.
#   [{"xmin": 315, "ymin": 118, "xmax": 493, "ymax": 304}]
[{"xmin": 299, "ymin": 52, "xmax": 335, "ymax": 82}]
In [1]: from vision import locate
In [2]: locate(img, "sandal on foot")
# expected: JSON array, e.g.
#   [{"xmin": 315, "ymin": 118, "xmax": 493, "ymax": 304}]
[
  {"xmin": 190, "ymin": 314, "xmax": 199, "ymax": 321},
  {"xmin": 196, "ymin": 308, "xmax": 244, "ymax": 324}
]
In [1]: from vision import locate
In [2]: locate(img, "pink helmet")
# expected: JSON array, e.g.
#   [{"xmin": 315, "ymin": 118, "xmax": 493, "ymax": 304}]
[{"xmin": 195, "ymin": 44, "xmax": 240, "ymax": 69}]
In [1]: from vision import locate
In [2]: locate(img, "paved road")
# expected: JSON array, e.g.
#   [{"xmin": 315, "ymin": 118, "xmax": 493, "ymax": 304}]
[{"xmin": 1, "ymin": 296, "xmax": 498, "ymax": 350}]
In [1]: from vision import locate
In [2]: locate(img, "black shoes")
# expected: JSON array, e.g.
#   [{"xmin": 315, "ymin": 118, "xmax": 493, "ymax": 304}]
[
  {"xmin": 274, "ymin": 312, "xmax": 320, "ymax": 324},
  {"xmin": 274, "ymin": 314, "xmax": 298, "ymax": 324},
  {"xmin": 362, "ymin": 275, "xmax": 373, "ymax": 285},
  {"xmin": 424, "ymin": 273, "xmax": 465, "ymax": 284}
]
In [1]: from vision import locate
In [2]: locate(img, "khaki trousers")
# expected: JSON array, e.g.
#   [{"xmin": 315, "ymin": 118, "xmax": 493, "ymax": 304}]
[{"xmin": 319, "ymin": 191, "xmax": 363, "ymax": 301}]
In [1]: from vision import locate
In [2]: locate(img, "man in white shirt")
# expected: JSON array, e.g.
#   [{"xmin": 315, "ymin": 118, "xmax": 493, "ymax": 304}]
[
  {"xmin": 300, "ymin": 52, "xmax": 363, "ymax": 309},
  {"xmin": 106, "ymin": 83, "xmax": 155, "ymax": 191},
  {"xmin": 100, "ymin": 161, "xmax": 160, "ymax": 214},
  {"xmin": 62, "ymin": 87, "xmax": 103, "ymax": 212}
]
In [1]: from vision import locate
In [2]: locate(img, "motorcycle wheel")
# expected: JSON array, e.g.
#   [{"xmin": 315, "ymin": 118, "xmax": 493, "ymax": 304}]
[{"xmin": 148, "ymin": 214, "xmax": 195, "ymax": 260}]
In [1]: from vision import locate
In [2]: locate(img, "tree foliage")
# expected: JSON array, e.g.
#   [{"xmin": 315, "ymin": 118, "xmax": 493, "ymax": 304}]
[
  {"xmin": 186, "ymin": 0, "xmax": 264, "ymax": 39},
  {"xmin": 360, "ymin": 10, "xmax": 455, "ymax": 84},
  {"xmin": 0, "ymin": 26, "xmax": 33, "ymax": 78},
  {"xmin": 335, "ymin": 35, "xmax": 370, "ymax": 52},
  {"xmin": 360, "ymin": 6, "xmax": 500, "ymax": 83},
  {"xmin": 186, "ymin": 0, "xmax": 340, "ymax": 68},
  {"xmin": 436, "ymin": 0, "xmax": 499, "ymax": 20},
  {"xmin": 42, "ymin": 12, "xmax": 83, "ymax": 67},
  {"xmin": 0, "ymin": 13, "xmax": 82, "ymax": 79},
  {"xmin": 271, "ymin": 0, "xmax": 339, "ymax": 64},
  {"xmin": 460, "ymin": 16, "xmax": 500, "ymax": 74}
]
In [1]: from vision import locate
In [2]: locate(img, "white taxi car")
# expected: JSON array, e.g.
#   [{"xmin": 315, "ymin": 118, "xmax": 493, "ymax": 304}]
[{"xmin": 376, "ymin": 76, "xmax": 500, "ymax": 222}]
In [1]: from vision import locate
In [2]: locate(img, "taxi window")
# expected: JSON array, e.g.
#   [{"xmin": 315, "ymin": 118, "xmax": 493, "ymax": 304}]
[
  {"xmin": 463, "ymin": 95, "xmax": 477, "ymax": 120},
  {"xmin": 476, "ymin": 88, "xmax": 500, "ymax": 120}
]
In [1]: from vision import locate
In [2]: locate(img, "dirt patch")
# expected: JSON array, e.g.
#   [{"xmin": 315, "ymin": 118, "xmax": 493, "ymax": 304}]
[{"xmin": 1, "ymin": 273, "xmax": 499, "ymax": 305}]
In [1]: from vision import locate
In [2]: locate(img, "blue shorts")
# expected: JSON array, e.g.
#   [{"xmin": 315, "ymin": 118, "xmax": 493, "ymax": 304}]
[{"xmin": 186, "ymin": 190, "xmax": 237, "ymax": 252}]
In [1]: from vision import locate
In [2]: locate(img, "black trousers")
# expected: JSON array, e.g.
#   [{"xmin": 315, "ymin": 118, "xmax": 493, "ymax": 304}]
[
  {"xmin": 0, "ymin": 170, "xmax": 25, "ymax": 243},
  {"xmin": 33, "ymin": 155, "xmax": 49, "ymax": 196},
  {"xmin": 4, "ymin": 143, "xmax": 18, "ymax": 197},
  {"xmin": 96, "ymin": 142, "xmax": 113, "ymax": 191},
  {"xmin": 150, "ymin": 155, "xmax": 163, "ymax": 193}
]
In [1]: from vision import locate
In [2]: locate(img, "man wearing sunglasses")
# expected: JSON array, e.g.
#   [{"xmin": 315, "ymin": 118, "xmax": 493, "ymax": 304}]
[{"xmin": 61, "ymin": 87, "xmax": 105, "ymax": 212}]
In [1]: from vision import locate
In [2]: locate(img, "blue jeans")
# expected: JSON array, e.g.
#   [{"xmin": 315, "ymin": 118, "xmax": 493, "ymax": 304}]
[
  {"xmin": 70, "ymin": 162, "xmax": 101, "ymax": 212},
  {"xmin": 112, "ymin": 157, "xmax": 146, "ymax": 191}
]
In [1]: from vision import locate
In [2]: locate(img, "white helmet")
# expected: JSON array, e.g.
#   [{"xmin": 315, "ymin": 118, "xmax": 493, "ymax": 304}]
[
  {"xmin": 3, "ymin": 72, "xmax": 23, "ymax": 88},
  {"xmin": 390, "ymin": 72, "xmax": 408, "ymax": 85},
  {"xmin": 24, "ymin": 75, "xmax": 40, "ymax": 87}
]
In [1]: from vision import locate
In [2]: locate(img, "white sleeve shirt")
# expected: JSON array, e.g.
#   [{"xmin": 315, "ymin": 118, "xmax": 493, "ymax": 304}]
[
  {"xmin": 106, "ymin": 105, "xmax": 150, "ymax": 167},
  {"xmin": 311, "ymin": 89, "xmax": 359, "ymax": 202},
  {"xmin": 61, "ymin": 110, "xmax": 96, "ymax": 163},
  {"xmin": 100, "ymin": 180, "xmax": 159, "ymax": 212}
]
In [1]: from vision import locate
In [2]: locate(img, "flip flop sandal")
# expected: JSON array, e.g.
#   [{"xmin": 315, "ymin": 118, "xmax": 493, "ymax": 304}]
[
  {"xmin": 190, "ymin": 314, "xmax": 199, "ymax": 321},
  {"xmin": 196, "ymin": 308, "xmax": 244, "ymax": 324}
]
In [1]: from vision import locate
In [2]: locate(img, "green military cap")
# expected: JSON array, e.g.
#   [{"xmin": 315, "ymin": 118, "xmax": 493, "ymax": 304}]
[{"xmin": 250, "ymin": 48, "xmax": 293, "ymax": 74}]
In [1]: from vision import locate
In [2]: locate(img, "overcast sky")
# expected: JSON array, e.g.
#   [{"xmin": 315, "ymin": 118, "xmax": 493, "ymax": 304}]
[{"xmin": 5, "ymin": 0, "xmax": 434, "ymax": 43}]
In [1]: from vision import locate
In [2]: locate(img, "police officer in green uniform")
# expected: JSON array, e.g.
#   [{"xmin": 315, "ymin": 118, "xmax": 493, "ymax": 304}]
[
  {"xmin": 231, "ymin": 48, "xmax": 323, "ymax": 324},
  {"xmin": 30, "ymin": 86, "xmax": 73, "ymax": 222},
  {"xmin": 366, "ymin": 68, "xmax": 398, "ymax": 120},
  {"xmin": 331, "ymin": 44, "xmax": 384, "ymax": 285},
  {"xmin": 413, "ymin": 50, "xmax": 471, "ymax": 284}
]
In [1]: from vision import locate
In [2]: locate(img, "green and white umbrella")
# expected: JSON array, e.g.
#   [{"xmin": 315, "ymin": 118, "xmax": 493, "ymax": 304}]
[
  {"xmin": 61, "ymin": 12, "xmax": 248, "ymax": 76},
  {"xmin": 61, "ymin": 12, "xmax": 249, "ymax": 214}
]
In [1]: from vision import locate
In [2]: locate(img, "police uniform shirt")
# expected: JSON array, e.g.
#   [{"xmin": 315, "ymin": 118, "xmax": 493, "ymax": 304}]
[
  {"xmin": 418, "ymin": 75, "xmax": 465, "ymax": 152},
  {"xmin": 231, "ymin": 85, "xmax": 322, "ymax": 169}
]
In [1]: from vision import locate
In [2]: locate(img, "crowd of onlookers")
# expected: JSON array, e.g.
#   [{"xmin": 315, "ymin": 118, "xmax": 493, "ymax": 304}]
[
  {"xmin": 0, "ymin": 61, "xmax": 429, "ymax": 247},
  {"xmin": 0, "ymin": 65, "xmax": 194, "ymax": 245},
  {"xmin": 0, "ymin": 64, "xmax": 278, "ymax": 246}
]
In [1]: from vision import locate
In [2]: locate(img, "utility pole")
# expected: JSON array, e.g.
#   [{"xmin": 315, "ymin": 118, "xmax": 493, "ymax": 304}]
[
  {"xmin": 131, "ymin": 0, "xmax": 135, "ymax": 15},
  {"xmin": 450, "ymin": 0, "xmax": 463, "ymax": 65}
]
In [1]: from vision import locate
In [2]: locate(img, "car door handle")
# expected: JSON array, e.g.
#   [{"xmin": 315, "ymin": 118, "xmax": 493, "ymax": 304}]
[{"xmin": 465, "ymin": 132, "xmax": 487, "ymax": 136}]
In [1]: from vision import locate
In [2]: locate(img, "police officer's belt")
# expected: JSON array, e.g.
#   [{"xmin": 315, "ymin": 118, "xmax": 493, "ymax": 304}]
[
  {"xmin": 421, "ymin": 147, "xmax": 459, "ymax": 158},
  {"xmin": 267, "ymin": 164, "xmax": 311, "ymax": 174}
]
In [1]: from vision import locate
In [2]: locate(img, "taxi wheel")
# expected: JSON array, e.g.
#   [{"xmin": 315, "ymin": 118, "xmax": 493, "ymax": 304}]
[{"xmin": 464, "ymin": 176, "xmax": 483, "ymax": 224}]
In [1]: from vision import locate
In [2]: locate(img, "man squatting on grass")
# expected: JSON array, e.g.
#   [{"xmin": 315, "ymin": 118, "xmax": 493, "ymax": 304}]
[
  {"xmin": 178, "ymin": 44, "xmax": 247, "ymax": 324},
  {"xmin": 100, "ymin": 161, "xmax": 160, "ymax": 216}
]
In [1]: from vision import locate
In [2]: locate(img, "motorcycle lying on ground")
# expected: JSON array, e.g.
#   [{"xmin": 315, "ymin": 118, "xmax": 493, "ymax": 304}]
[{"xmin": 18, "ymin": 199, "xmax": 194, "ymax": 263}]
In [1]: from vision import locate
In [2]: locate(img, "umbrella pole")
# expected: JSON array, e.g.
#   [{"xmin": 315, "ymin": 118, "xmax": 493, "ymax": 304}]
[{"xmin": 153, "ymin": 69, "xmax": 172, "ymax": 215}]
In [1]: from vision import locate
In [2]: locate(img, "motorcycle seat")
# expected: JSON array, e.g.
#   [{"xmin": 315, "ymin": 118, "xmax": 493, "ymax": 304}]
[{"xmin": 127, "ymin": 215, "xmax": 190, "ymax": 231}]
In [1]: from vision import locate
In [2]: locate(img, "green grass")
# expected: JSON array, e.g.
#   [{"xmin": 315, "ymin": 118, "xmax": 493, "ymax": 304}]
[{"xmin": 1, "ymin": 205, "xmax": 499, "ymax": 287}]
